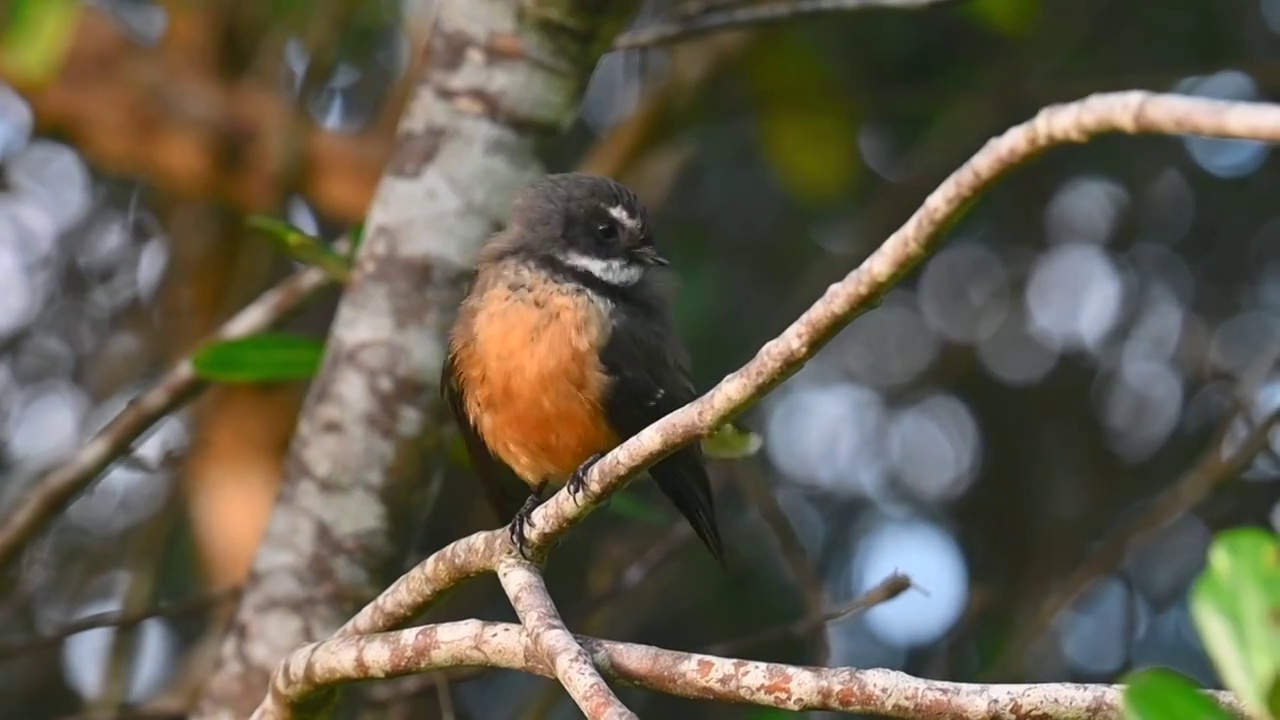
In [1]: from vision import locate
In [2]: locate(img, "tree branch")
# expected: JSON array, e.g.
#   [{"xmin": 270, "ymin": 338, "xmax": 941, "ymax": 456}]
[
  {"xmin": 0, "ymin": 588, "xmax": 239, "ymax": 658},
  {"xmin": 496, "ymin": 561, "xmax": 636, "ymax": 720},
  {"xmin": 612, "ymin": 0, "xmax": 957, "ymax": 50},
  {"xmin": 0, "ymin": 263, "xmax": 334, "ymax": 574},
  {"xmin": 258, "ymin": 619, "xmax": 1247, "ymax": 719},
  {"xmin": 334, "ymin": 92, "xmax": 1280, "ymax": 645}
]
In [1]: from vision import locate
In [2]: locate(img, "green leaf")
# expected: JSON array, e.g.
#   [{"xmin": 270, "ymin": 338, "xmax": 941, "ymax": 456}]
[
  {"xmin": 1190, "ymin": 528, "xmax": 1280, "ymax": 720},
  {"xmin": 193, "ymin": 334, "xmax": 325, "ymax": 383},
  {"xmin": 0, "ymin": 0, "xmax": 82, "ymax": 84},
  {"xmin": 247, "ymin": 215, "xmax": 351, "ymax": 282},
  {"xmin": 965, "ymin": 0, "xmax": 1042, "ymax": 37},
  {"xmin": 349, "ymin": 222, "xmax": 366, "ymax": 256},
  {"xmin": 701, "ymin": 424, "xmax": 764, "ymax": 460},
  {"xmin": 1123, "ymin": 668, "xmax": 1234, "ymax": 720}
]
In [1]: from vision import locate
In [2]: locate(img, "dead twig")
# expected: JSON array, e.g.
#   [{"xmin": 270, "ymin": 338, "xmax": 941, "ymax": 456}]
[
  {"xmin": 707, "ymin": 572, "xmax": 912, "ymax": 656},
  {"xmin": 0, "ymin": 588, "xmax": 240, "ymax": 657},
  {"xmin": 612, "ymin": 0, "xmax": 956, "ymax": 50}
]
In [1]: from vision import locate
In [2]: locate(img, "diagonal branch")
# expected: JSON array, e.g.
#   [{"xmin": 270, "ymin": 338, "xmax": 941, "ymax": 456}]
[
  {"xmin": 336, "ymin": 92, "xmax": 1280, "ymax": 641},
  {"xmin": 496, "ymin": 561, "xmax": 636, "ymax": 720},
  {"xmin": 990, "ymin": 408, "xmax": 1280, "ymax": 677},
  {"xmin": 612, "ymin": 0, "xmax": 957, "ymax": 50},
  {"xmin": 0, "ymin": 264, "xmax": 335, "ymax": 574},
  {"xmin": 258, "ymin": 619, "xmax": 1248, "ymax": 719}
]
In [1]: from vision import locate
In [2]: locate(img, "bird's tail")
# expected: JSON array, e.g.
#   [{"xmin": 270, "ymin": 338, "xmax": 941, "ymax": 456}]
[{"xmin": 652, "ymin": 452, "xmax": 725, "ymax": 565}]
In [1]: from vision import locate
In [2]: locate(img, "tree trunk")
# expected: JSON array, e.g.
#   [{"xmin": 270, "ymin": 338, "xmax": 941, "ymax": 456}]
[{"xmin": 191, "ymin": 2, "xmax": 640, "ymax": 717}]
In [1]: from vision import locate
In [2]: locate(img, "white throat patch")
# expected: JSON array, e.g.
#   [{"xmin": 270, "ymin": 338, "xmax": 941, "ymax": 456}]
[{"xmin": 559, "ymin": 251, "xmax": 644, "ymax": 286}]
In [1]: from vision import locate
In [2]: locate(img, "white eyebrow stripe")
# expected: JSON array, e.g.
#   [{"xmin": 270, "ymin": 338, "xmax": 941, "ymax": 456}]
[{"xmin": 607, "ymin": 204, "xmax": 641, "ymax": 231}]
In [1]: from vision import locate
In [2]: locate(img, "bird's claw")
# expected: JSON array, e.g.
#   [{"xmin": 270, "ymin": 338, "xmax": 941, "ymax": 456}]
[
  {"xmin": 508, "ymin": 495, "xmax": 542, "ymax": 560},
  {"xmin": 567, "ymin": 452, "xmax": 606, "ymax": 506}
]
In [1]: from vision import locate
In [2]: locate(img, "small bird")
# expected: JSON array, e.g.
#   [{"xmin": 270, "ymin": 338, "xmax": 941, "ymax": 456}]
[{"xmin": 442, "ymin": 173, "xmax": 724, "ymax": 563}]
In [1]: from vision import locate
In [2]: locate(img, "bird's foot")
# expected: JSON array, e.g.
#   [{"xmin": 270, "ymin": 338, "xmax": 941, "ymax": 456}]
[
  {"xmin": 566, "ymin": 452, "xmax": 606, "ymax": 506},
  {"xmin": 508, "ymin": 493, "xmax": 544, "ymax": 560}
]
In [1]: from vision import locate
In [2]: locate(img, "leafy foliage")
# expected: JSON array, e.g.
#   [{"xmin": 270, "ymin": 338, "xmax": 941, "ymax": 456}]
[
  {"xmin": 1190, "ymin": 528, "xmax": 1280, "ymax": 720},
  {"xmin": 1123, "ymin": 668, "xmax": 1234, "ymax": 720},
  {"xmin": 247, "ymin": 215, "xmax": 352, "ymax": 282},
  {"xmin": 192, "ymin": 334, "xmax": 325, "ymax": 383},
  {"xmin": 702, "ymin": 423, "xmax": 764, "ymax": 460},
  {"xmin": 0, "ymin": 0, "xmax": 81, "ymax": 83},
  {"xmin": 1125, "ymin": 527, "xmax": 1280, "ymax": 720}
]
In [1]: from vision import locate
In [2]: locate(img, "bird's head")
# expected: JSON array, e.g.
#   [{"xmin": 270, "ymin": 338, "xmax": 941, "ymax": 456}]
[{"xmin": 505, "ymin": 173, "xmax": 667, "ymax": 287}]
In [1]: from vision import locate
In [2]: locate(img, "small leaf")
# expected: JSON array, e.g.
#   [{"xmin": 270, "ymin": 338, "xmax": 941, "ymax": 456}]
[
  {"xmin": 966, "ymin": 0, "xmax": 1042, "ymax": 37},
  {"xmin": 605, "ymin": 493, "xmax": 667, "ymax": 525},
  {"xmin": 193, "ymin": 334, "xmax": 325, "ymax": 383},
  {"xmin": 1190, "ymin": 528, "xmax": 1280, "ymax": 720},
  {"xmin": 349, "ymin": 222, "xmax": 366, "ymax": 256},
  {"xmin": 702, "ymin": 424, "xmax": 764, "ymax": 460},
  {"xmin": 0, "ymin": 0, "xmax": 82, "ymax": 84},
  {"xmin": 1123, "ymin": 668, "xmax": 1234, "ymax": 720},
  {"xmin": 247, "ymin": 215, "xmax": 351, "ymax": 282}
]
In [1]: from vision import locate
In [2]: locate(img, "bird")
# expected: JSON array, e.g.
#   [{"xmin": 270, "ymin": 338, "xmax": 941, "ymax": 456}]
[{"xmin": 442, "ymin": 172, "xmax": 724, "ymax": 564}]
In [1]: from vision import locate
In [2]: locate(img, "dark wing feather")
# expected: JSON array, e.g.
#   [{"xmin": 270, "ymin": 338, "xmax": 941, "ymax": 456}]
[
  {"xmin": 599, "ymin": 311, "xmax": 725, "ymax": 565},
  {"xmin": 441, "ymin": 353, "xmax": 530, "ymax": 523}
]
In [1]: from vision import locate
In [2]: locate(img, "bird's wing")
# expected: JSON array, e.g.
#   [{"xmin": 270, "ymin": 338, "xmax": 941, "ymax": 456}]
[
  {"xmin": 441, "ymin": 352, "xmax": 531, "ymax": 523},
  {"xmin": 598, "ymin": 313, "xmax": 725, "ymax": 564}
]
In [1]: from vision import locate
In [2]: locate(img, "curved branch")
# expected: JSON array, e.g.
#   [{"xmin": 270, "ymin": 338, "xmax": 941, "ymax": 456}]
[
  {"xmin": 258, "ymin": 619, "xmax": 1246, "ymax": 719},
  {"xmin": 496, "ymin": 561, "xmax": 636, "ymax": 720},
  {"xmin": 337, "ymin": 92, "xmax": 1280, "ymax": 639}
]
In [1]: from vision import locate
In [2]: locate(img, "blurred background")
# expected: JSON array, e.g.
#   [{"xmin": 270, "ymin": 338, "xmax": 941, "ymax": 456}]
[{"xmin": 1, "ymin": 0, "xmax": 1279, "ymax": 718}]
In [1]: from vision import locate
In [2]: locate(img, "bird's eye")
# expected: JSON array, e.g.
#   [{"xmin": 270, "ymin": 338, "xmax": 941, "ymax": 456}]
[{"xmin": 596, "ymin": 222, "xmax": 618, "ymax": 240}]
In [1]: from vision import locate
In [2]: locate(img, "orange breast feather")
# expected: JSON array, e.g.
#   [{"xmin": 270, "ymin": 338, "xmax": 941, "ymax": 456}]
[{"xmin": 453, "ymin": 272, "xmax": 619, "ymax": 486}]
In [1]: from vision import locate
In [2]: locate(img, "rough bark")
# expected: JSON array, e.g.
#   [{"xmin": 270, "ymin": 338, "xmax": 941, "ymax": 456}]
[
  {"xmin": 256, "ymin": 619, "xmax": 1248, "ymax": 719},
  {"xmin": 192, "ymin": 2, "xmax": 639, "ymax": 717}
]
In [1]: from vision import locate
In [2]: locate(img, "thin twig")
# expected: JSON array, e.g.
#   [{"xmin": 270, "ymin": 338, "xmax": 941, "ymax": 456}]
[
  {"xmin": 91, "ymin": 491, "xmax": 184, "ymax": 714},
  {"xmin": 432, "ymin": 672, "xmax": 456, "ymax": 720},
  {"xmin": 989, "ymin": 408, "xmax": 1280, "ymax": 677},
  {"xmin": 738, "ymin": 463, "xmax": 830, "ymax": 662},
  {"xmin": 261, "ymin": 619, "xmax": 1248, "ymax": 719},
  {"xmin": 612, "ymin": 0, "xmax": 956, "ymax": 50},
  {"xmin": 495, "ymin": 561, "xmax": 636, "ymax": 720},
  {"xmin": 0, "ymin": 588, "xmax": 240, "ymax": 657},
  {"xmin": 708, "ymin": 572, "xmax": 912, "ymax": 656},
  {"xmin": 0, "ymin": 260, "xmax": 337, "ymax": 574}
]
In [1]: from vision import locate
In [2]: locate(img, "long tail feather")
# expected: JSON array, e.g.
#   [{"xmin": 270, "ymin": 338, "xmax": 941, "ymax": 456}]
[{"xmin": 651, "ymin": 451, "xmax": 725, "ymax": 564}]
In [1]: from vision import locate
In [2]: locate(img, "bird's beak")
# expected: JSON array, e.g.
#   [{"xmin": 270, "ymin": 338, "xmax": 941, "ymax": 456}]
[{"xmin": 633, "ymin": 245, "xmax": 669, "ymax": 267}]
